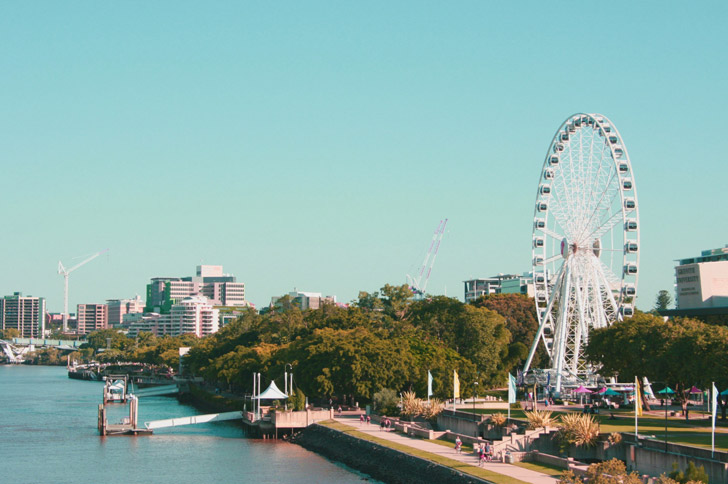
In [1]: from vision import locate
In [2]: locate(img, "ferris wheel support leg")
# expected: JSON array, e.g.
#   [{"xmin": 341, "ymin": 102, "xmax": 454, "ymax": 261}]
[
  {"xmin": 523, "ymin": 266, "xmax": 565, "ymax": 373},
  {"xmin": 553, "ymin": 264, "xmax": 572, "ymax": 396}
]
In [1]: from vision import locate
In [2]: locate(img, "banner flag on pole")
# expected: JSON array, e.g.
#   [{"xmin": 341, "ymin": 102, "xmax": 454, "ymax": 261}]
[
  {"xmin": 635, "ymin": 376, "xmax": 642, "ymax": 438},
  {"xmin": 508, "ymin": 373, "xmax": 517, "ymax": 422},
  {"xmin": 427, "ymin": 370, "xmax": 433, "ymax": 399},
  {"xmin": 635, "ymin": 376, "xmax": 643, "ymax": 417},
  {"xmin": 453, "ymin": 370, "xmax": 460, "ymax": 399},
  {"xmin": 508, "ymin": 373, "xmax": 517, "ymax": 404},
  {"xmin": 712, "ymin": 382, "xmax": 718, "ymax": 457}
]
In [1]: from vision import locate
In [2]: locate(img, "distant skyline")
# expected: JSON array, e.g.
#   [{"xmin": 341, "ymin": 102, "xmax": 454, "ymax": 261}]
[{"xmin": 2, "ymin": 1, "xmax": 726, "ymax": 312}]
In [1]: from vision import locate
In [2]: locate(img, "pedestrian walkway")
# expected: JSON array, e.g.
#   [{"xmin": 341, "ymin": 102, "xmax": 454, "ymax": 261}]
[{"xmin": 333, "ymin": 415, "xmax": 558, "ymax": 484}]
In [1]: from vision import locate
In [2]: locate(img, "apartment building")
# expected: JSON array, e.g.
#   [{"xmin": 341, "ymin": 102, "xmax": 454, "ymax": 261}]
[
  {"xmin": 0, "ymin": 292, "xmax": 46, "ymax": 338},
  {"xmin": 76, "ymin": 303, "xmax": 108, "ymax": 334}
]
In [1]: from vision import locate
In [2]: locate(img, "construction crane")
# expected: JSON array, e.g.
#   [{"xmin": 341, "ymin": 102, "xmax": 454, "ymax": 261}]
[
  {"xmin": 407, "ymin": 219, "xmax": 448, "ymax": 298},
  {"xmin": 58, "ymin": 249, "xmax": 109, "ymax": 333}
]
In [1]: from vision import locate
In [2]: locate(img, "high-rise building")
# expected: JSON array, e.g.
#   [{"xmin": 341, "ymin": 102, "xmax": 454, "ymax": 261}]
[
  {"xmin": 145, "ymin": 265, "xmax": 247, "ymax": 313},
  {"xmin": 0, "ymin": 292, "xmax": 46, "ymax": 338},
  {"xmin": 76, "ymin": 303, "xmax": 108, "ymax": 334},
  {"xmin": 169, "ymin": 296, "xmax": 219, "ymax": 337},
  {"xmin": 107, "ymin": 296, "xmax": 144, "ymax": 327},
  {"xmin": 674, "ymin": 246, "xmax": 728, "ymax": 310}
]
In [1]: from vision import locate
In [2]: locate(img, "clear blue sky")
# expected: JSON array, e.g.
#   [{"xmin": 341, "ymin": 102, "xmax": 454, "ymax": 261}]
[{"xmin": 1, "ymin": 1, "xmax": 726, "ymax": 312}]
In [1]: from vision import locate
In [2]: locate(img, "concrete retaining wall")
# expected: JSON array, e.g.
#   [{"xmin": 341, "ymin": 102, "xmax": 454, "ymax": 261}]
[
  {"xmin": 293, "ymin": 424, "xmax": 491, "ymax": 484},
  {"xmin": 437, "ymin": 410, "xmax": 484, "ymax": 437},
  {"xmin": 624, "ymin": 437, "xmax": 728, "ymax": 484},
  {"xmin": 395, "ymin": 422, "xmax": 434, "ymax": 440}
]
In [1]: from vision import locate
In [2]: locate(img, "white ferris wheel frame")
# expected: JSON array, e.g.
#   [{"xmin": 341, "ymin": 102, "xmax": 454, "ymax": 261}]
[{"xmin": 523, "ymin": 113, "xmax": 640, "ymax": 393}]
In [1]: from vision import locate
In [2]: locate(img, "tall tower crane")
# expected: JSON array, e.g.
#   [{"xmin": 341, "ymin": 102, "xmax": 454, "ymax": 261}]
[
  {"xmin": 58, "ymin": 249, "xmax": 109, "ymax": 333},
  {"xmin": 407, "ymin": 219, "xmax": 448, "ymax": 298}
]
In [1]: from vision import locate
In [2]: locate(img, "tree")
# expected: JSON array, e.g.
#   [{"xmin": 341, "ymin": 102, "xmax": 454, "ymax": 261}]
[
  {"xmin": 586, "ymin": 313, "xmax": 728, "ymax": 414},
  {"xmin": 470, "ymin": 293, "xmax": 549, "ymax": 370},
  {"xmin": 380, "ymin": 284, "xmax": 413, "ymax": 320},
  {"xmin": 85, "ymin": 329, "xmax": 132, "ymax": 351},
  {"xmin": 284, "ymin": 327, "xmax": 416, "ymax": 400},
  {"xmin": 1, "ymin": 328, "xmax": 20, "ymax": 339},
  {"xmin": 408, "ymin": 297, "xmax": 512, "ymax": 387},
  {"xmin": 655, "ymin": 290, "xmax": 673, "ymax": 311}
]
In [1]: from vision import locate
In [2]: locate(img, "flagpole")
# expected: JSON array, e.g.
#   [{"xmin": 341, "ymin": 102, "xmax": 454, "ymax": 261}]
[
  {"xmin": 634, "ymin": 376, "xmax": 638, "ymax": 438},
  {"xmin": 712, "ymin": 382, "xmax": 717, "ymax": 457}
]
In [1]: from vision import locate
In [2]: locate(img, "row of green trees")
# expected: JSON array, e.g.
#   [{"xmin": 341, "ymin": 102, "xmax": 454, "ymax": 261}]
[{"xmin": 183, "ymin": 286, "xmax": 541, "ymax": 404}]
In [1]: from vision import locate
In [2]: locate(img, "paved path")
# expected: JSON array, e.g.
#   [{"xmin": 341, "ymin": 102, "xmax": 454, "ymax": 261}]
[{"xmin": 333, "ymin": 415, "xmax": 558, "ymax": 484}]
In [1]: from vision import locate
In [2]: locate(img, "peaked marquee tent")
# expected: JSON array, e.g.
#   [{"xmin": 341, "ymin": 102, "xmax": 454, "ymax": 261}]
[{"xmin": 254, "ymin": 380, "xmax": 288, "ymax": 400}]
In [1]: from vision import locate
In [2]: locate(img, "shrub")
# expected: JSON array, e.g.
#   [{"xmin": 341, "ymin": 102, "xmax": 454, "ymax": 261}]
[
  {"xmin": 562, "ymin": 459, "xmax": 643, "ymax": 484},
  {"xmin": 556, "ymin": 413, "xmax": 600, "ymax": 449},
  {"xmin": 288, "ymin": 388, "xmax": 306, "ymax": 411},
  {"xmin": 490, "ymin": 412, "xmax": 507, "ymax": 427},
  {"xmin": 525, "ymin": 409, "xmax": 554, "ymax": 429},
  {"xmin": 373, "ymin": 388, "xmax": 399, "ymax": 416},
  {"xmin": 669, "ymin": 461, "xmax": 709, "ymax": 483},
  {"xmin": 401, "ymin": 391, "xmax": 422, "ymax": 419},
  {"xmin": 607, "ymin": 432, "xmax": 622, "ymax": 445},
  {"xmin": 422, "ymin": 398, "xmax": 444, "ymax": 420}
]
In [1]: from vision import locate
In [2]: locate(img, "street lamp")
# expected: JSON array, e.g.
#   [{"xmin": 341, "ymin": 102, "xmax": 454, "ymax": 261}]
[
  {"xmin": 654, "ymin": 381, "xmax": 670, "ymax": 453},
  {"xmin": 473, "ymin": 381, "xmax": 479, "ymax": 416},
  {"xmin": 284, "ymin": 363, "xmax": 293, "ymax": 395}
]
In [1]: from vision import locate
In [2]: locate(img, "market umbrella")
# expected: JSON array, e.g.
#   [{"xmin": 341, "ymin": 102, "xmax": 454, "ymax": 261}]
[
  {"xmin": 596, "ymin": 387, "xmax": 607, "ymax": 394},
  {"xmin": 689, "ymin": 386, "xmax": 702, "ymax": 394},
  {"xmin": 720, "ymin": 388, "xmax": 728, "ymax": 396},
  {"xmin": 657, "ymin": 386, "xmax": 675, "ymax": 395},
  {"xmin": 604, "ymin": 388, "xmax": 621, "ymax": 396},
  {"xmin": 574, "ymin": 386, "xmax": 593, "ymax": 393}
]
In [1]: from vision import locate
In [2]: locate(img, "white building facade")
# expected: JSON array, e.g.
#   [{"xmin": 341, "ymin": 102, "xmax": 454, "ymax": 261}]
[
  {"xmin": 169, "ymin": 296, "xmax": 219, "ymax": 337},
  {"xmin": 675, "ymin": 246, "xmax": 728, "ymax": 310}
]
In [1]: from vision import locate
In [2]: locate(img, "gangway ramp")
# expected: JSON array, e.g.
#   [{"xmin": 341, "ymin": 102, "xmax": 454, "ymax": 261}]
[
  {"xmin": 144, "ymin": 411, "xmax": 243, "ymax": 430},
  {"xmin": 133, "ymin": 385, "xmax": 179, "ymax": 397}
]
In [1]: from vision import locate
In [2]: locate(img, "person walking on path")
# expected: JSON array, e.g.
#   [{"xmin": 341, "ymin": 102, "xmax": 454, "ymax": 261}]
[
  {"xmin": 454, "ymin": 436, "xmax": 462, "ymax": 454},
  {"xmin": 484, "ymin": 441, "xmax": 492, "ymax": 462},
  {"xmin": 360, "ymin": 414, "xmax": 365, "ymax": 425},
  {"xmin": 366, "ymin": 415, "xmax": 371, "ymax": 425}
]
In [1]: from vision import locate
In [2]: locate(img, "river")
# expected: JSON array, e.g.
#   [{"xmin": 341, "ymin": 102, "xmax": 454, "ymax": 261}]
[{"xmin": 0, "ymin": 365, "xmax": 377, "ymax": 484}]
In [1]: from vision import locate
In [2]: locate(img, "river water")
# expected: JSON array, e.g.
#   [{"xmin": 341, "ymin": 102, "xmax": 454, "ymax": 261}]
[{"xmin": 0, "ymin": 365, "xmax": 375, "ymax": 484}]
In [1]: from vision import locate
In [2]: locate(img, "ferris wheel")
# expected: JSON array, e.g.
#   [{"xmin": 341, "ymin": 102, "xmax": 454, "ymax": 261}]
[{"xmin": 523, "ymin": 113, "xmax": 639, "ymax": 394}]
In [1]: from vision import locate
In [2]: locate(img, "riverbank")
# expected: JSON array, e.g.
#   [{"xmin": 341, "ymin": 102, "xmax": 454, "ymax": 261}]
[{"xmin": 293, "ymin": 422, "xmax": 493, "ymax": 484}]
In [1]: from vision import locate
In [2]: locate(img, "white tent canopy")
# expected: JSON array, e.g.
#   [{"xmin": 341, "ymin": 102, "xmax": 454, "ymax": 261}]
[{"xmin": 254, "ymin": 380, "xmax": 287, "ymax": 400}]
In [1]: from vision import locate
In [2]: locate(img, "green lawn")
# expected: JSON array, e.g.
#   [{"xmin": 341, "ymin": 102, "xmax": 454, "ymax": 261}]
[
  {"xmin": 319, "ymin": 420, "xmax": 530, "ymax": 484},
  {"xmin": 465, "ymin": 406, "xmax": 728, "ymax": 451},
  {"xmin": 513, "ymin": 460, "xmax": 566, "ymax": 478}
]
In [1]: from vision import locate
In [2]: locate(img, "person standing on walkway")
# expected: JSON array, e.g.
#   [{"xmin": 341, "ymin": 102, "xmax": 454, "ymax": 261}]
[
  {"xmin": 360, "ymin": 414, "xmax": 364, "ymax": 425},
  {"xmin": 454, "ymin": 436, "xmax": 462, "ymax": 454},
  {"xmin": 478, "ymin": 444, "xmax": 486, "ymax": 467}
]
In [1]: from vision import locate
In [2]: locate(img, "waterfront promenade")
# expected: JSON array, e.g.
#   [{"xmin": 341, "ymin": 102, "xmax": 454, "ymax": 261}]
[{"xmin": 332, "ymin": 414, "xmax": 558, "ymax": 484}]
